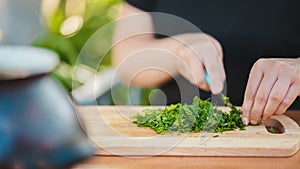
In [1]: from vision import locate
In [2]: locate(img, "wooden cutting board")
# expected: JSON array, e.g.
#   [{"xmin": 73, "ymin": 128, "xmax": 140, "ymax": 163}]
[{"xmin": 77, "ymin": 106, "xmax": 300, "ymax": 157}]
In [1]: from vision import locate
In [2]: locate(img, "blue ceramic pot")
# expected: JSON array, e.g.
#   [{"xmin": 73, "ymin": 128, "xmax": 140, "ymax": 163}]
[{"xmin": 0, "ymin": 46, "xmax": 93, "ymax": 168}]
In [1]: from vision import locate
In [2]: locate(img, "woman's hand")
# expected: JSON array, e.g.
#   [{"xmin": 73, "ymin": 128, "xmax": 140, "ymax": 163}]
[
  {"xmin": 242, "ymin": 58, "xmax": 300, "ymax": 125},
  {"xmin": 176, "ymin": 34, "xmax": 225, "ymax": 94}
]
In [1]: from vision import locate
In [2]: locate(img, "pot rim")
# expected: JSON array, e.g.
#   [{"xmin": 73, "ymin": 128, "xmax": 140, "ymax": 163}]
[{"xmin": 0, "ymin": 45, "xmax": 59, "ymax": 80}]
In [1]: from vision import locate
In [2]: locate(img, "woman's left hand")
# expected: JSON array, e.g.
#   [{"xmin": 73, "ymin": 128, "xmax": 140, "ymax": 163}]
[{"xmin": 242, "ymin": 58, "xmax": 300, "ymax": 125}]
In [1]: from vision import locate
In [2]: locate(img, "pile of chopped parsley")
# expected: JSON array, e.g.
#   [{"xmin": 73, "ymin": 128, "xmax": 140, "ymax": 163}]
[{"xmin": 133, "ymin": 96, "xmax": 245, "ymax": 134}]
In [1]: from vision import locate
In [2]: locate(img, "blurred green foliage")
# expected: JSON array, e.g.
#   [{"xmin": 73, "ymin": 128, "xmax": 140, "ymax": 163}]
[
  {"xmin": 32, "ymin": 0, "xmax": 151, "ymax": 105},
  {"xmin": 32, "ymin": 0, "xmax": 123, "ymax": 90}
]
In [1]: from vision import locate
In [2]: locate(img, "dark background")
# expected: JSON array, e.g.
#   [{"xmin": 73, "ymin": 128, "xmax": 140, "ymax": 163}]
[{"xmin": 126, "ymin": 0, "xmax": 300, "ymax": 108}]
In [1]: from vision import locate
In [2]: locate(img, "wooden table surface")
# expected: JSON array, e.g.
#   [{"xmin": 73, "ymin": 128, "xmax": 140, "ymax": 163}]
[{"xmin": 72, "ymin": 110, "xmax": 300, "ymax": 169}]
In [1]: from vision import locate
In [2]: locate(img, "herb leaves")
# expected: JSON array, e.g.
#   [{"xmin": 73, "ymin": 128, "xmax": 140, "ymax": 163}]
[{"xmin": 133, "ymin": 96, "xmax": 245, "ymax": 134}]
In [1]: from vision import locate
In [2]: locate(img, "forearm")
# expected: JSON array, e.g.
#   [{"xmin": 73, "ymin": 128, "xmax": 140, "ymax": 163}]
[
  {"xmin": 111, "ymin": 3, "xmax": 223, "ymax": 89},
  {"xmin": 112, "ymin": 34, "xmax": 184, "ymax": 87},
  {"xmin": 111, "ymin": 3, "xmax": 185, "ymax": 87}
]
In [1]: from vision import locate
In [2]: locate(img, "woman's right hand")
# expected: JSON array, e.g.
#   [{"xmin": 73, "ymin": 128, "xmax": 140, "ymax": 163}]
[{"xmin": 175, "ymin": 34, "xmax": 226, "ymax": 94}]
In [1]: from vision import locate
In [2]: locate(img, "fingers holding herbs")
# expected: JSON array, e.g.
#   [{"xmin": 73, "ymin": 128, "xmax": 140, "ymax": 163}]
[{"xmin": 242, "ymin": 58, "xmax": 300, "ymax": 125}]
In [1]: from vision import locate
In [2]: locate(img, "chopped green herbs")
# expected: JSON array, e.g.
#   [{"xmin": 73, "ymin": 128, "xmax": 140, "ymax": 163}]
[
  {"xmin": 133, "ymin": 96, "xmax": 246, "ymax": 134},
  {"xmin": 269, "ymin": 127, "xmax": 275, "ymax": 134}
]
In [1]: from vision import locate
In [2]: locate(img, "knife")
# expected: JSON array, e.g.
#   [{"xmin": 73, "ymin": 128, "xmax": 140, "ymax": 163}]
[{"xmin": 204, "ymin": 70, "xmax": 211, "ymax": 87}]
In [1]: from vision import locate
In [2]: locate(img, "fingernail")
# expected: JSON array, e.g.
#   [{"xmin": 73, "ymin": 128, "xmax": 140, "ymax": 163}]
[
  {"xmin": 212, "ymin": 84, "xmax": 223, "ymax": 94},
  {"xmin": 250, "ymin": 120, "xmax": 257, "ymax": 125},
  {"xmin": 242, "ymin": 118, "xmax": 249, "ymax": 125}
]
